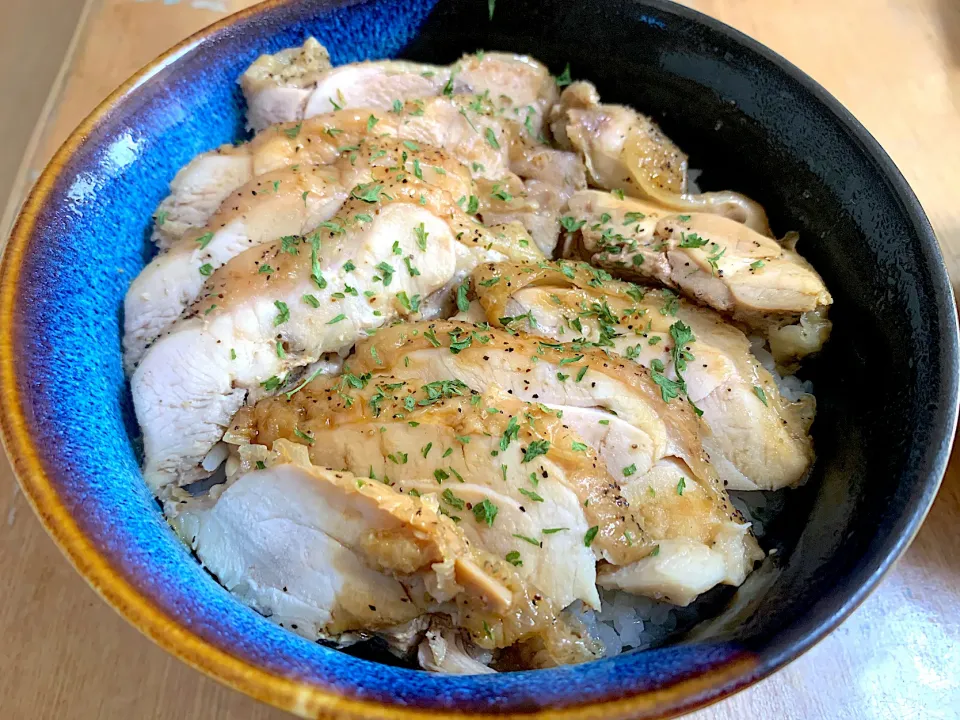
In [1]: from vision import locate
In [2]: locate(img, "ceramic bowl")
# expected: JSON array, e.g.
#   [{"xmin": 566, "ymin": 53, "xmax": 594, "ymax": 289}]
[{"xmin": 2, "ymin": 0, "xmax": 957, "ymax": 717}]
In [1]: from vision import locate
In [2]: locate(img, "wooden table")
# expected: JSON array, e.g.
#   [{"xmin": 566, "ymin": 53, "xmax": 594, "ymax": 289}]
[{"xmin": 2, "ymin": 0, "xmax": 958, "ymax": 717}]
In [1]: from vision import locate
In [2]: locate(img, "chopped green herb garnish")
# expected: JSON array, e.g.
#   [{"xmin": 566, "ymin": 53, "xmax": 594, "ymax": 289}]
[
  {"xmin": 473, "ymin": 499, "xmax": 499, "ymax": 526},
  {"xmin": 560, "ymin": 216, "xmax": 586, "ymax": 232},
  {"xmin": 522, "ymin": 440, "xmax": 550, "ymax": 463},
  {"xmin": 513, "ymin": 533, "xmax": 540, "ymax": 546},
  {"xmin": 660, "ymin": 291, "xmax": 680, "ymax": 316},
  {"xmin": 753, "ymin": 385, "xmax": 768, "ymax": 406},
  {"xmin": 677, "ymin": 477, "xmax": 686, "ymax": 495},
  {"xmin": 375, "ymin": 261, "xmax": 395, "ymax": 286},
  {"xmin": 198, "ymin": 263, "xmax": 213, "ymax": 276},
  {"xmin": 500, "ymin": 416, "xmax": 520, "ymax": 451},
  {"xmin": 273, "ymin": 300, "xmax": 290, "ymax": 325},
  {"xmin": 351, "ymin": 182, "xmax": 384, "ymax": 203},
  {"xmin": 669, "ymin": 320, "xmax": 696, "ymax": 381},
  {"xmin": 456, "ymin": 282, "xmax": 470, "ymax": 312},
  {"xmin": 518, "ymin": 488, "xmax": 544, "ymax": 503},
  {"xmin": 294, "ymin": 427, "xmax": 315, "ymax": 444},
  {"xmin": 327, "ymin": 313, "xmax": 346, "ymax": 325},
  {"xmin": 583, "ymin": 526, "xmax": 599, "ymax": 547},
  {"xmin": 679, "ymin": 231, "xmax": 708, "ymax": 248},
  {"xmin": 555, "ymin": 63, "xmax": 572, "ymax": 87},
  {"xmin": 442, "ymin": 489, "xmax": 465, "ymax": 510},
  {"xmin": 490, "ymin": 184, "xmax": 512, "ymax": 202},
  {"xmin": 505, "ymin": 550, "xmax": 522, "ymax": 566},
  {"xmin": 396, "ymin": 291, "xmax": 422, "ymax": 313},
  {"xmin": 414, "ymin": 223, "xmax": 428, "ymax": 251},
  {"xmin": 278, "ymin": 236, "xmax": 300, "ymax": 256},
  {"xmin": 309, "ymin": 232, "xmax": 326, "ymax": 290},
  {"xmin": 650, "ymin": 359, "xmax": 682, "ymax": 402},
  {"xmin": 706, "ymin": 244, "xmax": 726, "ymax": 275}
]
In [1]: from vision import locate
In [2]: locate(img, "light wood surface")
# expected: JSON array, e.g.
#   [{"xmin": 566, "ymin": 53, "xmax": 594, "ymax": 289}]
[
  {"xmin": 2, "ymin": 0, "xmax": 958, "ymax": 718},
  {"xmin": 0, "ymin": 0, "xmax": 89, "ymax": 219}
]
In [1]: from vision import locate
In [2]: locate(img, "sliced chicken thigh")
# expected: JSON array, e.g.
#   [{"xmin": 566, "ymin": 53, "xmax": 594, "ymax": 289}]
[
  {"xmin": 228, "ymin": 379, "xmax": 604, "ymax": 616},
  {"xmin": 302, "ymin": 60, "xmax": 445, "ymax": 123},
  {"xmin": 151, "ymin": 148, "xmax": 254, "ymax": 249},
  {"xmin": 240, "ymin": 37, "xmax": 333, "ymax": 131},
  {"xmin": 169, "ymin": 439, "xmax": 513, "ymax": 641},
  {"xmin": 550, "ymin": 81, "xmax": 770, "ymax": 234},
  {"xmin": 126, "ymin": 164, "xmax": 348, "ymax": 370},
  {"xmin": 347, "ymin": 320, "xmax": 762, "ymax": 604},
  {"xmin": 251, "ymin": 97, "xmax": 515, "ymax": 181},
  {"xmin": 128, "ymin": 140, "xmax": 485, "ymax": 369},
  {"xmin": 471, "ymin": 261, "xmax": 816, "ymax": 490},
  {"xmin": 134, "ymin": 190, "xmax": 461, "ymax": 491},
  {"xmin": 477, "ymin": 139, "xmax": 587, "ymax": 256},
  {"xmin": 150, "ymin": 97, "xmax": 518, "ymax": 248},
  {"xmin": 173, "ymin": 439, "xmax": 601, "ymax": 665},
  {"xmin": 242, "ymin": 40, "xmax": 557, "ymax": 133},
  {"xmin": 564, "ymin": 190, "xmax": 833, "ymax": 363}
]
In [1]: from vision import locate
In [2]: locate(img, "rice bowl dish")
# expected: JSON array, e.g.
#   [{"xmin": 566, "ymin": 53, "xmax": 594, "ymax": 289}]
[{"xmin": 123, "ymin": 38, "xmax": 833, "ymax": 673}]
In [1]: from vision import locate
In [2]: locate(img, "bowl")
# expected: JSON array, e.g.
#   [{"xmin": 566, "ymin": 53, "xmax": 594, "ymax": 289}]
[{"xmin": 2, "ymin": 0, "xmax": 957, "ymax": 717}]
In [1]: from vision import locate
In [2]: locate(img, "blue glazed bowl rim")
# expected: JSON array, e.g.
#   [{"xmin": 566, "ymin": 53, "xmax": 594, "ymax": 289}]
[{"xmin": 1, "ymin": 0, "xmax": 957, "ymax": 717}]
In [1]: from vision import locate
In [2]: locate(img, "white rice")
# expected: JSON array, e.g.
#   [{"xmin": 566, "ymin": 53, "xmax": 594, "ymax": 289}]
[{"xmin": 749, "ymin": 335, "xmax": 814, "ymax": 402}]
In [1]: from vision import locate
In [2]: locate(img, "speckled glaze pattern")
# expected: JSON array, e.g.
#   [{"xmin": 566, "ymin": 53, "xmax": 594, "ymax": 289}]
[{"xmin": 1, "ymin": 0, "xmax": 957, "ymax": 718}]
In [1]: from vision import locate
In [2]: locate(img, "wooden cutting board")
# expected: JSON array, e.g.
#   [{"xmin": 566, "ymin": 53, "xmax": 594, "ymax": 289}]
[{"xmin": 1, "ymin": 0, "xmax": 957, "ymax": 717}]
